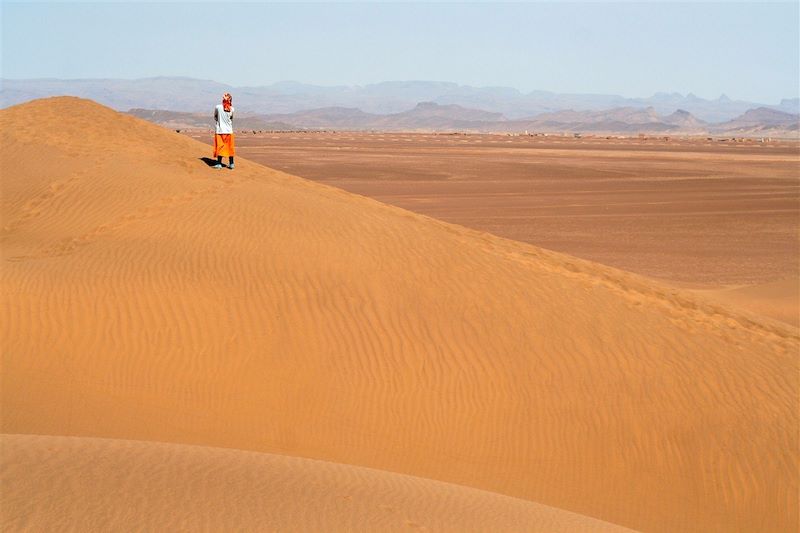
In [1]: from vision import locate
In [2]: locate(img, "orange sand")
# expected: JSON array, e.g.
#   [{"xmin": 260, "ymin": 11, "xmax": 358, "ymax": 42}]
[
  {"xmin": 2, "ymin": 98, "xmax": 798, "ymax": 532},
  {"xmin": 691, "ymin": 277, "xmax": 800, "ymax": 327},
  {"xmin": 1, "ymin": 434, "xmax": 632, "ymax": 532}
]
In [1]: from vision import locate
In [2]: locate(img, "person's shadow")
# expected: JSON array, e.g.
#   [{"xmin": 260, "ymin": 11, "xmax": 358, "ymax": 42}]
[{"xmin": 199, "ymin": 157, "xmax": 219, "ymax": 167}]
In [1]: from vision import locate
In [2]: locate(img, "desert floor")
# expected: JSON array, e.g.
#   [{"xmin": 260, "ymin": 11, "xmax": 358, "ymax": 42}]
[{"xmin": 203, "ymin": 131, "xmax": 800, "ymax": 326}]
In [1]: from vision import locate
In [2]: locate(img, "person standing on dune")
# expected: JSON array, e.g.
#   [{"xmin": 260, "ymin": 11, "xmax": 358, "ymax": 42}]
[{"xmin": 213, "ymin": 93, "xmax": 235, "ymax": 169}]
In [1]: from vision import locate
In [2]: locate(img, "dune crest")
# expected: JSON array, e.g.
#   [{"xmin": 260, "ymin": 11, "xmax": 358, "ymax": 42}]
[
  {"xmin": 2, "ymin": 98, "xmax": 797, "ymax": 532},
  {"xmin": 690, "ymin": 277, "xmax": 800, "ymax": 328},
  {"xmin": 1, "ymin": 434, "xmax": 634, "ymax": 532}
]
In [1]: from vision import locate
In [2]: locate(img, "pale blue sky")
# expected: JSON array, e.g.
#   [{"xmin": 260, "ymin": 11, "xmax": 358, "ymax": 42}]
[{"xmin": 1, "ymin": 2, "xmax": 798, "ymax": 103}]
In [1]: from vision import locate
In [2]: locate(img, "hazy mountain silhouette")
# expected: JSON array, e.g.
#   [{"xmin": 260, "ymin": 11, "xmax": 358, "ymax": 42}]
[
  {"xmin": 130, "ymin": 101, "xmax": 798, "ymax": 137},
  {"xmin": 4, "ymin": 77, "xmax": 798, "ymax": 123}
]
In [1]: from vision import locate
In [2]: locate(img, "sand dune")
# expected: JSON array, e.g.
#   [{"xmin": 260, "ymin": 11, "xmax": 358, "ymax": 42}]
[
  {"xmin": 691, "ymin": 278, "xmax": 799, "ymax": 328},
  {"xmin": 2, "ymin": 98, "xmax": 798, "ymax": 532},
  {"xmin": 1, "ymin": 434, "xmax": 633, "ymax": 532}
]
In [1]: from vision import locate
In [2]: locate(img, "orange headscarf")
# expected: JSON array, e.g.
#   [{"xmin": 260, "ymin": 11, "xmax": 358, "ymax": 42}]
[{"xmin": 222, "ymin": 93, "xmax": 232, "ymax": 112}]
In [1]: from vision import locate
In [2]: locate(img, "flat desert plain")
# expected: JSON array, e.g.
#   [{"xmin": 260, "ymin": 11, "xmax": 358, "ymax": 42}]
[
  {"xmin": 214, "ymin": 131, "xmax": 800, "ymax": 326},
  {"xmin": 3, "ymin": 98, "xmax": 798, "ymax": 533}
]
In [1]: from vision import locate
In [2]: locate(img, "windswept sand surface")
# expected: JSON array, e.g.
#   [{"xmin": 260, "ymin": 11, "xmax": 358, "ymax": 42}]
[
  {"xmin": 691, "ymin": 277, "xmax": 800, "ymax": 328},
  {"xmin": 224, "ymin": 131, "xmax": 800, "ymax": 325},
  {"xmin": 3, "ymin": 98, "xmax": 799, "ymax": 532},
  {"xmin": 1, "ymin": 434, "xmax": 633, "ymax": 532}
]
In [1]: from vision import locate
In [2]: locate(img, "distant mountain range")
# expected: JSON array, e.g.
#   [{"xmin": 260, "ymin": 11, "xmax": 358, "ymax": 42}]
[
  {"xmin": 128, "ymin": 102, "xmax": 799, "ymax": 137},
  {"xmin": 3, "ymin": 77, "xmax": 798, "ymax": 123},
  {"xmin": 3, "ymin": 77, "xmax": 797, "ymax": 136}
]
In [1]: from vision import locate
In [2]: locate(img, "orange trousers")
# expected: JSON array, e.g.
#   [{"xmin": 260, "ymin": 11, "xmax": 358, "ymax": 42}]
[{"xmin": 213, "ymin": 134, "xmax": 235, "ymax": 157}]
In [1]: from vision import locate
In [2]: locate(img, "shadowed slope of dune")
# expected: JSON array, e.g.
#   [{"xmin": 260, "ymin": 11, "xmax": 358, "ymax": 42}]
[
  {"xmin": 1, "ymin": 98, "xmax": 797, "ymax": 532},
  {"xmin": 1, "ymin": 434, "xmax": 634, "ymax": 532}
]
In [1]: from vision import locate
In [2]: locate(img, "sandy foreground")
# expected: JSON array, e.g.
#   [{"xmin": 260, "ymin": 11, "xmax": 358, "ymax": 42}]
[
  {"xmin": 1, "ymin": 434, "xmax": 632, "ymax": 532},
  {"xmin": 2, "ymin": 98, "xmax": 798, "ymax": 532},
  {"xmin": 223, "ymin": 131, "xmax": 800, "ymax": 326}
]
